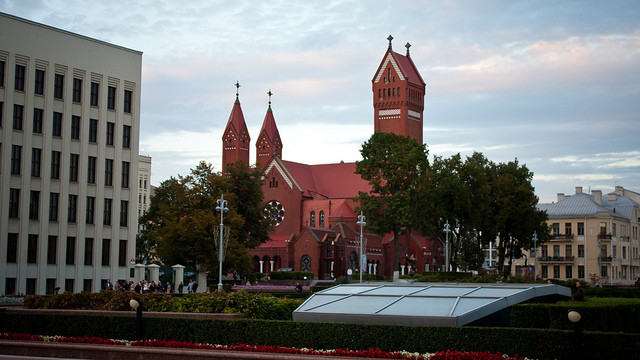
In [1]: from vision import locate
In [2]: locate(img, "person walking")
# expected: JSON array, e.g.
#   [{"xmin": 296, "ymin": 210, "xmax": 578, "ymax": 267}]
[{"xmin": 178, "ymin": 281, "xmax": 184, "ymax": 294}]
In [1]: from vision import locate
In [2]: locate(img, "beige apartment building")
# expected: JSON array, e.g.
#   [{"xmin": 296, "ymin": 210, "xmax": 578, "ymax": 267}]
[
  {"xmin": 0, "ymin": 13, "xmax": 142, "ymax": 294},
  {"xmin": 532, "ymin": 186, "xmax": 640, "ymax": 285}
]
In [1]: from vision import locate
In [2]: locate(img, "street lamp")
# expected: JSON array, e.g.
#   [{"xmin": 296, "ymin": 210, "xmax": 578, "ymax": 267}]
[
  {"xmin": 443, "ymin": 221, "xmax": 451, "ymax": 272},
  {"xmin": 215, "ymin": 194, "xmax": 229, "ymax": 291},
  {"xmin": 356, "ymin": 211, "xmax": 366, "ymax": 284},
  {"xmin": 129, "ymin": 297, "xmax": 143, "ymax": 339},
  {"xmin": 532, "ymin": 231, "xmax": 538, "ymax": 281}
]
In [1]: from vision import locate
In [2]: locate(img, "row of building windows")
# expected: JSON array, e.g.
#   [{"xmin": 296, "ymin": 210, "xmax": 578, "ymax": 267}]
[
  {"xmin": 3, "ymin": 144, "xmax": 129, "ymax": 187},
  {"xmin": 540, "ymin": 243, "xmax": 638, "ymax": 260},
  {"xmin": 310, "ymin": 210, "xmax": 325, "ymax": 228},
  {"xmin": 7, "ymin": 189, "xmax": 129, "ymax": 226},
  {"xmin": 0, "ymin": 60, "xmax": 133, "ymax": 113},
  {"xmin": 6, "ymin": 233, "xmax": 128, "ymax": 268},
  {"xmin": 0, "ymin": 101, "xmax": 131, "ymax": 147}
]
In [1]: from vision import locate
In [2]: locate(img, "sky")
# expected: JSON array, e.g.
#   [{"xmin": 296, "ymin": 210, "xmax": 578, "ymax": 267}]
[{"xmin": 2, "ymin": 0, "xmax": 639, "ymax": 203}]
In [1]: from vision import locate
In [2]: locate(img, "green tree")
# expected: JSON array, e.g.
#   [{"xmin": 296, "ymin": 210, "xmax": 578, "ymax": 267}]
[
  {"xmin": 492, "ymin": 158, "xmax": 549, "ymax": 276},
  {"xmin": 355, "ymin": 132, "xmax": 430, "ymax": 272}
]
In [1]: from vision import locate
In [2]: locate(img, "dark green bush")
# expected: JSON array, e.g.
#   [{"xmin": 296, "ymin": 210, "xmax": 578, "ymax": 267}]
[
  {"xmin": 269, "ymin": 271, "xmax": 314, "ymax": 280},
  {"xmin": 1, "ymin": 312, "xmax": 638, "ymax": 360}
]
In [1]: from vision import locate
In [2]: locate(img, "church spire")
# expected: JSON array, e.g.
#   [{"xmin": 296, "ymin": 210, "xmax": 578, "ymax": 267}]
[
  {"xmin": 256, "ymin": 89, "xmax": 282, "ymax": 169},
  {"xmin": 222, "ymin": 82, "xmax": 250, "ymax": 174}
]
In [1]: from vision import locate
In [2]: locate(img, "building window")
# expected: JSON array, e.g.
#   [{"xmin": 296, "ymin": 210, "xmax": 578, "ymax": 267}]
[
  {"xmin": 65, "ymin": 279, "xmax": 74, "ymax": 293},
  {"xmin": 102, "ymin": 239, "xmax": 111, "ymax": 266},
  {"xmin": 0, "ymin": 60, "xmax": 5, "ymax": 87},
  {"xmin": 83, "ymin": 279, "xmax": 92, "ymax": 292},
  {"xmin": 51, "ymin": 151, "xmax": 61, "ymax": 179},
  {"xmin": 601, "ymin": 266, "xmax": 608, "ymax": 278},
  {"xmin": 90, "ymin": 82, "xmax": 99, "ymax": 106},
  {"xmin": 565, "ymin": 222, "xmax": 572, "ymax": 235},
  {"xmin": 310, "ymin": 211, "xmax": 316, "ymax": 227},
  {"xmin": 34, "ymin": 69, "xmax": 45, "ymax": 95},
  {"xmin": 9, "ymin": 188, "xmax": 20, "ymax": 218},
  {"xmin": 87, "ymin": 156, "xmax": 96, "ymax": 184},
  {"xmin": 552, "ymin": 223, "xmax": 559, "ymax": 236},
  {"xmin": 27, "ymin": 234, "xmax": 38, "ymax": 263},
  {"xmin": 73, "ymin": 78, "xmax": 82, "ymax": 102},
  {"xmin": 66, "ymin": 236, "xmax": 76, "ymax": 265},
  {"xmin": 54, "ymin": 73, "xmax": 64, "ymax": 99},
  {"xmin": 84, "ymin": 238, "xmax": 93, "ymax": 266},
  {"xmin": 105, "ymin": 159, "xmax": 113, "ymax": 186},
  {"xmin": 106, "ymin": 122, "xmax": 115, "ymax": 146},
  {"xmin": 0, "ymin": 101, "xmax": 3, "ymax": 127},
  {"xmin": 119, "ymin": 240, "xmax": 127, "ymax": 266},
  {"xmin": 104, "ymin": 198, "xmax": 112, "ymax": 225},
  {"xmin": 124, "ymin": 90, "xmax": 132, "ymax": 113},
  {"xmin": 120, "ymin": 200, "xmax": 128, "ymax": 227},
  {"xmin": 565, "ymin": 245, "xmax": 572, "ymax": 258},
  {"xmin": 541, "ymin": 265, "xmax": 548, "ymax": 278},
  {"xmin": 566, "ymin": 266, "xmax": 572, "ymax": 279},
  {"xmin": 46, "ymin": 278, "xmax": 57, "ymax": 295},
  {"xmin": 52, "ymin": 112, "xmax": 62, "ymax": 137},
  {"xmin": 31, "ymin": 148, "xmax": 42, "ymax": 177},
  {"xmin": 14, "ymin": 64, "xmax": 25, "ymax": 91},
  {"xmin": 29, "ymin": 190, "xmax": 39, "ymax": 220},
  {"xmin": 89, "ymin": 119, "xmax": 98, "ymax": 142},
  {"xmin": 553, "ymin": 245, "xmax": 560, "ymax": 257},
  {"xmin": 7, "ymin": 233, "xmax": 18, "ymax": 263},
  {"xmin": 68, "ymin": 194, "xmax": 77, "ymax": 223},
  {"xmin": 578, "ymin": 265, "xmax": 585, "ymax": 279},
  {"xmin": 301, "ymin": 255, "xmax": 311, "ymax": 272},
  {"xmin": 121, "ymin": 161, "xmax": 130, "ymax": 188},
  {"xmin": 13, "ymin": 104, "xmax": 23, "ymax": 130},
  {"xmin": 601, "ymin": 244, "xmax": 607, "ymax": 257},
  {"xmin": 600, "ymin": 222, "xmax": 607, "ymax": 235},
  {"xmin": 319, "ymin": 210, "xmax": 325, "ymax": 228},
  {"xmin": 541, "ymin": 245, "xmax": 548, "ymax": 257},
  {"xmin": 86, "ymin": 196, "xmax": 95, "ymax": 224},
  {"xmin": 107, "ymin": 86, "xmax": 116, "ymax": 110},
  {"xmin": 71, "ymin": 115, "xmax": 80, "ymax": 140},
  {"xmin": 5, "ymin": 278, "xmax": 16, "ymax": 296},
  {"xmin": 11, "ymin": 145, "xmax": 21, "ymax": 175},
  {"xmin": 47, "ymin": 236, "xmax": 57, "ymax": 265},
  {"xmin": 26, "ymin": 279, "xmax": 36, "ymax": 295},
  {"xmin": 69, "ymin": 153, "xmax": 79, "ymax": 182},
  {"xmin": 553, "ymin": 265, "xmax": 560, "ymax": 278},
  {"xmin": 613, "ymin": 245, "xmax": 617, "ymax": 258},
  {"xmin": 33, "ymin": 108, "xmax": 43, "ymax": 134},
  {"xmin": 122, "ymin": 125, "xmax": 131, "ymax": 148},
  {"xmin": 577, "ymin": 222, "xmax": 584, "ymax": 236},
  {"xmin": 623, "ymin": 246, "xmax": 627, "ymax": 259},
  {"xmin": 49, "ymin": 192, "xmax": 59, "ymax": 221}
]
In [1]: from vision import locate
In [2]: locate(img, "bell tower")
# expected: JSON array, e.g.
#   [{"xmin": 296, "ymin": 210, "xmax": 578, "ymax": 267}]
[
  {"xmin": 222, "ymin": 82, "xmax": 251, "ymax": 173},
  {"xmin": 256, "ymin": 90, "xmax": 283, "ymax": 169},
  {"xmin": 372, "ymin": 35, "xmax": 426, "ymax": 144}
]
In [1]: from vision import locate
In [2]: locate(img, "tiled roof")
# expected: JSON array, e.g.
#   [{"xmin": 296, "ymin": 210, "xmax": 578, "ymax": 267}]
[
  {"xmin": 225, "ymin": 98, "xmax": 249, "ymax": 136},
  {"xmin": 259, "ymin": 106, "xmax": 280, "ymax": 143},
  {"xmin": 257, "ymin": 234, "xmax": 291, "ymax": 249},
  {"xmin": 537, "ymin": 192, "xmax": 636, "ymax": 220},
  {"xmin": 331, "ymin": 202, "xmax": 357, "ymax": 220},
  {"xmin": 392, "ymin": 51, "xmax": 425, "ymax": 87},
  {"xmin": 280, "ymin": 160, "xmax": 371, "ymax": 199}
]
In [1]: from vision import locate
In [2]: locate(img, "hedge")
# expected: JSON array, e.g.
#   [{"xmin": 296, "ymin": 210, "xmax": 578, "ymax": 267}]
[
  {"xmin": 0, "ymin": 312, "xmax": 638, "ymax": 360},
  {"xmin": 268, "ymin": 271, "xmax": 314, "ymax": 280}
]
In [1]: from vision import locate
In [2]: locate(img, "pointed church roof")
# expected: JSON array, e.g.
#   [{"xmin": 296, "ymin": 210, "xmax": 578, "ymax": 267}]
[
  {"xmin": 225, "ymin": 97, "xmax": 249, "ymax": 137},
  {"xmin": 258, "ymin": 105, "xmax": 280, "ymax": 143},
  {"xmin": 372, "ymin": 36, "xmax": 425, "ymax": 87},
  {"xmin": 331, "ymin": 202, "xmax": 357, "ymax": 220}
]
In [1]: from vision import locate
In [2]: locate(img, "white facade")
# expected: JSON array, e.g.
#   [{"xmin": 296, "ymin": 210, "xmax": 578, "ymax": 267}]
[
  {"xmin": 137, "ymin": 155, "xmax": 152, "ymax": 222},
  {"xmin": 0, "ymin": 13, "xmax": 142, "ymax": 294}
]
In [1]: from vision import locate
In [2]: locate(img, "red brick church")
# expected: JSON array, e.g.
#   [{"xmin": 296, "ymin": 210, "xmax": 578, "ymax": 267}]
[{"xmin": 221, "ymin": 36, "xmax": 444, "ymax": 280}]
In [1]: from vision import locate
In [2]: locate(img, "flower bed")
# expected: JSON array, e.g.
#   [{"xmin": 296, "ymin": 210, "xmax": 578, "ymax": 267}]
[{"xmin": 0, "ymin": 332, "xmax": 528, "ymax": 360}]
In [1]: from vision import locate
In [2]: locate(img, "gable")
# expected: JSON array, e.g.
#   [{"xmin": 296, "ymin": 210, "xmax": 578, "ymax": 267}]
[{"xmin": 373, "ymin": 52, "xmax": 405, "ymax": 83}]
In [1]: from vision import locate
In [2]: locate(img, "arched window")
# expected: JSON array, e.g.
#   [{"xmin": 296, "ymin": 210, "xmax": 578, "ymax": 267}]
[
  {"xmin": 310, "ymin": 211, "xmax": 316, "ymax": 227},
  {"xmin": 397, "ymin": 87, "xmax": 400, "ymax": 97},
  {"xmin": 378, "ymin": 89, "xmax": 381, "ymax": 98},
  {"xmin": 301, "ymin": 255, "xmax": 312, "ymax": 272},
  {"xmin": 392, "ymin": 88, "xmax": 395, "ymax": 96},
  {"xmin": 319, "ymin": 210, "xmax": 325, "ymax": 227}
]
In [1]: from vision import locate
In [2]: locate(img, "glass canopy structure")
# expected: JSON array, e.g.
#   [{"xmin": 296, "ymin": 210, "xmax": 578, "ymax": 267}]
[{"xmin": 293, "ymin": 283, "xmax": 571, "ymax": 327}]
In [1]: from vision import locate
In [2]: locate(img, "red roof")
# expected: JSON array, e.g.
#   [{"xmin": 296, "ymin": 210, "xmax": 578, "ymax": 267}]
[
  {"xmin": 280, "ymin": 160, "xmax": 371, "ymax": 199},
  {"xmin": 392, "ymin": 50, "xmax": 426, "ymax": 87},
  {"xmin": 259, "ymin": 107, "xmax": 280, "ymax": 143},
  {"xmin": 331, "ymin": 202, "xmax": 356, "ymax": 219},
  {"xmin": 257, "ymin": 234, "xmax": 291, "ymax": 249},
  {"xmin": 225, "ymin": 97, "xmax": 249, "ymax": 137}
]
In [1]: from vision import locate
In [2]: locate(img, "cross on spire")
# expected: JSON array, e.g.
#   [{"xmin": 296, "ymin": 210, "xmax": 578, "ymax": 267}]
[
  {"xmin": 387, "ymin": 35, "xmax": 394, "ymax": 49},
  {"xmin": 267, "ymin": 89, "xmax": 273, "ymax": 105},
  {"xmin": 405, "ymin": 42, "xmax": 411, "ymax": 57},
  {"xmin": 235, "ymin": 81, "xmax": 241, "ymax": 99}
]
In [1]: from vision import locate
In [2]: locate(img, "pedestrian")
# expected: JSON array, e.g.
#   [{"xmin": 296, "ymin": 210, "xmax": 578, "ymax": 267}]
[
  {"xmin": 178, "ymin": 281, "xmax": 184, "ymax": 294},
  {"xmin": 347, "ymin": 268, "xmax": 352, "ymax": 281},
  {"xmin": 573, "ymin": 281, "xmax": 585, "ymax": 301},
  {"xmin": 134, "ymin": 282, "xmax": 141, "ymax": 293},
  {"xmin": 166, "ymin": 282, "xmax": 172, "ymax": 294},
  {"xmin": 187, "ymin": 279, "xmax": 194, "ymax": 293},
  {"xmin": 295, "ymin": 282, "xmax": 303, "ymax": 292},
  {"xmin": 105, "ymin": 279, "xmax": 113, "ymax": 290},
  {"xmin": 192, "ymin": 281, "xmax": 198, "ymax": 293}
]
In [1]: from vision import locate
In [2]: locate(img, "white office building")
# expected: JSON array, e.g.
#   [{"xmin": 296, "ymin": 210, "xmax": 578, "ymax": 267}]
[{"xmin": 0, "ymin": 12, "xmax": 142, "ymax": 294}]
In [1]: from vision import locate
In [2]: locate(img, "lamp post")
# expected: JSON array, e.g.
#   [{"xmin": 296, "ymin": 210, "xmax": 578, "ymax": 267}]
[
  {"xmin": 567, "ymin": 309, "xmax": 582, "ymax": 360},
  {"xmin": 443, "ymin": 221, "xmax": 451, "ymax": 272},
  {"xmin": 215, "ymin": 194, "xmax": 228, "ymax": 291},
  {"xmin": 532, "ymin": 231, "xmax": 538, "ymax": 281},
  {"xmin": 129, "ymin": 297, "xmax": 143, "ymax": 339},
  {"xmin": 356, "ymin": 211, "xmax": 366, "ymax": 283}
]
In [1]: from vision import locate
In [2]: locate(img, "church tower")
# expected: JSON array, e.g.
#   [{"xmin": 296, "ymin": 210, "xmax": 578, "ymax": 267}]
[
  {"xmin": 222, "ymin": 82, "xmax": 251, "ymax": 173},
  {"xmin": 256, "ymin": 90, "xmax": 283, "ymax": 169},
  {"xmin": 372, "ymin": 35, "xmax": 426, "ymax": 144}
]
